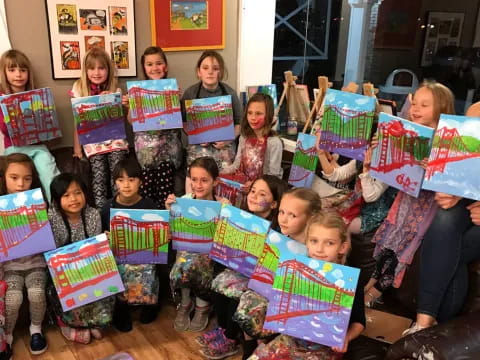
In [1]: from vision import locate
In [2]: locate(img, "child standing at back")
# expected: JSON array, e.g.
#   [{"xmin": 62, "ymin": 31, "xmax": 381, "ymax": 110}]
[
  {"xmin": 221, "ymin": 93, "xmax": 283, "ymax": 187},
  {"xmin": 1, "ymin": 153, "xmax": 48, "ymax": 356},
  {"xmin": 182, "ymin": 50, "xmax": 242, "ymax": 184},
  {"xmin": 0, "ymin": 49, "xmax": 60, "ymax": 201},
  {"xmin": 71, "ymin": 47, "xmax": 128, "ymax": 209}
]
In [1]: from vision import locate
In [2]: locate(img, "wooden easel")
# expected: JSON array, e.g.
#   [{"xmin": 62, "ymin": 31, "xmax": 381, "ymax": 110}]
[
  {"xmin": 274, "ymin": 71, "xmax": 310, "ymax": 126},
  {"xmin": 302, "ymin": 76, "xmax": 331, "ymax": 133}
]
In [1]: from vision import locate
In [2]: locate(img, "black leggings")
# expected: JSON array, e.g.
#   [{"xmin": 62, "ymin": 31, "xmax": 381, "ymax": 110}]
[{"xmin": 212, "ymin": 293, "xmax": 240, "ymax": 340}]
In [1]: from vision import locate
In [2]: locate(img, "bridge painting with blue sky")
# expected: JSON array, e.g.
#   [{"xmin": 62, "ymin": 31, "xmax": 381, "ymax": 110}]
[{"xmin": 288, "ymin": 133, "xmax": 319, "ymax": 188}]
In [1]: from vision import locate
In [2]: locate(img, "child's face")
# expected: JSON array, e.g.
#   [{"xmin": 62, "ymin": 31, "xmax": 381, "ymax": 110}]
[
  {"xmin": 115, "ymin": 171, "xmax": 141, "ymax": 200},
  {"xmin": 5, "ymin": 163, "xmax": 32, "ymax": 194},
  {"xmin": 6, "ymin": 65, "xmax": 28, "ymax": 93},
  {"xmin": 60, "ymin": 182, "xmax": 86, "ymax": 217},
  {"xmin": 409, "ymin": 87, "xmax": 436, "ymax": 128},
  {"xmin": 247, "ymin": 179, "xmax": 276, "ymax": 217},
  {"xmin": 306, "ymin": 224, "xmax": 348, "ymax": 263},
  {"xmin": 247, "ymin": 101, "xmax": 267, "ymax": 134},
  {"xmin": 278, "ymin": 194, "xmax": 310, "ymax": 241},
  {"xmin": 190, "ymin": 166, "xmax": 216, "ymax": 200},
  {"xmin": 197, "ymin": 56, "xmax": 221, "ymax": 89},
  {"xmin": 87, "ymin": 60, "xmax": 108, "ymax": 85},
  {"xmin": 144, "ymin": 53, "xmax": 167, "ymax": 80}
]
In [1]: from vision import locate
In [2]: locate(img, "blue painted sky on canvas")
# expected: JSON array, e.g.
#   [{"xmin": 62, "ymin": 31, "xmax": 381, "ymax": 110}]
[
  {"xmin": 110, "ymin": 208, "xmax": 169, "ymax": 223},
  {"xmin": 0, "ymin": 188, "xmax": 44, "ymax": 211},
  {"xmin": 220, "ymin": 204, "xmax": 271, "ymax": 234},
  {"xmin": 126, "ymin": 79, "xmax": 178, "ymax": 92},
  {"xmin": 324, "ymin": 89, "xmax": 376, "ymax": 114},
  {"xmin": 171, "ymin": 198, "xmax": 221, "ymax": 222}
]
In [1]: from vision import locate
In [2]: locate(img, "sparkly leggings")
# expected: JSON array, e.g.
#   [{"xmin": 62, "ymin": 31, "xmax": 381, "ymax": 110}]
[{"xmin": 140, "ymin": 161, "xmax": 175, "ymax": 209}]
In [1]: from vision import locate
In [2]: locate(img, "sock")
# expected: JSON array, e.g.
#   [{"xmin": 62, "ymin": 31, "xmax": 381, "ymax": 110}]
[
  {"xmin": 29, "ymin": 323, "xmax": 42, "ymax": 336},
  {"xmin": 196, "ymin": 297, "xmax": 209, "ymax": 308},
  {"xmin": 181, "ymin": 288, "xmax": 191, "ymax": 306},
  {"xmin": 242, "ymin": 339, "xmax": 258, "ymax": 359}
]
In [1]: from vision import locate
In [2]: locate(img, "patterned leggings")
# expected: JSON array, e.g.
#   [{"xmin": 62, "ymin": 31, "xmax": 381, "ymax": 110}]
[
  {"xmin": 140, "ymin": 161, "xmax": 175, "ymax": 209},
  {"xmin": 89, "ymin": 150, "xmax": 128, "ymax": 208},
  {"xmin": 371, "ymin": 248, "xmax": 399, "ymax": 292},
  {"xmin": 5, "ymin": 268, "xmax": 47, "ymax": 335}
]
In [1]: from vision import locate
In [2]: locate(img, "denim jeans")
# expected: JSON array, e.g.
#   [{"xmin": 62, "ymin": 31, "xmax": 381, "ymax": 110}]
[{"xmin": 418, "ymin": 199, "xmax": 480, "ymax": 322}]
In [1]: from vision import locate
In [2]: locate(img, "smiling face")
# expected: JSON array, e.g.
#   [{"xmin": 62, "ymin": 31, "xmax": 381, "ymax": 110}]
[
  {"xmin": 409, "ymin": 87, "xmax": 437, "ymax": 128},
  {"xmin": 5, "ymin": 162, "xmax": 33, "ymax": 194},
  {"xmin": 247, "ymin": 101, "xmax": 267, "ymax": 137},
  {"xmin": 247, "ymin": 179, "xmax": 276, "ymax": 218},
  {"xmin": 143, "ymin": 53, "xmax": 167, "ymax": 80},
  {"xmin": 306, "ymin": 224, "xmax": 348, "ymax": 263},
  {"xmin": 5, "ymin": 65, "xmax": 28, "ymax": 93},
  {"xmin": 197, "ymin": 56, "xmax": 221, "ymax": 90},
  {"xmin": 87, "ymin": 60, "xmax": 108, "ymax": 85},
  {"xmin": 60, "ymin": 181, "xmax": 86, "ymax": 218},
  {"xmin": 115, "ymin": 171, "xmax": 141, "ymax": 202},
  {"xmin": 277, "ymin": 194, "xmax": 310, "ymax": 242},
  {"xmin": 190, "ymin": 166, "xmax": 216, "ymax": 200}
]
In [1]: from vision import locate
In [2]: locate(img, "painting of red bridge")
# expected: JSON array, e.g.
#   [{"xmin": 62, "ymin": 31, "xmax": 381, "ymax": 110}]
[
  {"xmin": 44, "ymin": 233, "xmax": 124, "ymax": 311},
  {"xmin": 422, "ymin": 114, "xmax": 480, "ymax": 200},
  {"xmin": 0, "ymin": 88, "xmax": 61, "ymax": 146},
  {"xmin": 215, "ymin": 177, "xmax": 247, "ymax": 208},
  {"xmin": 72, "ymin": 92, "xmax": 126, "ymax": 145},
  {"xmin": 369, "ymin": 113, "xmax": 434, "ymax": 197},
  {"xmin": 127, "ymin": 79, "xmax": 182, "ymax": 132},
  {"xmin": 185, "ymin": 95, "xmax": 235, "ymax": 144},
  {"xmin": 110, "ymin": 209, "xmax": 170, "ymax": 264},
  {"xmin": 263, "ymin": 255, "xmax": 359, "ymax": 348},
  {"xmin": 210, "ymin": 205, "xmax": 270, "ymax": 277},
  {"xmin": 170, "ymin": 198, "xmax": 221, "ymax": 253},
  {"xmin": 318, "ymin": 89, "xmax": 376, "ymax": 161},
  {"xmin": 0, "ymin": 188, "xmax": 55, "ymax": 262},
  {"xmin": 288, "ymin": 133, "xmax": 318, "ymax": 188}
]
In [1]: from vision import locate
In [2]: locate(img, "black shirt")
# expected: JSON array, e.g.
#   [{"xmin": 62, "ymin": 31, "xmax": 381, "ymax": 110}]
[{"xmin": 101, "ymin": 196, "xmax": 158, "ymax": 232}]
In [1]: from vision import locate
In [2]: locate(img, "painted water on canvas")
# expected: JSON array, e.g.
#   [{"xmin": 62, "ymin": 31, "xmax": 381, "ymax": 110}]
[
  {"xmin": 72, "ymin": 92, "xmax": 126, "ymax": 145},
  {"xmin": 210, "ymin": 205, "xmax": 270, "ymax": 277},
  {"xmin": 248, "ymin": 230, "xmax": 307, "ymax": 299},
  {"xmin": 185, "ymin": 95, "xmax": 235, "ymax": 144},
  {"xmin": 44, "ymin": 233, "xmax": 124, "ymax": 311},
  {"xmin": 127, "ymin": 79, "xmax": 182, "ymax": 132},
  {"xmin": 263, "ymin": 253, "xmax": 359, "ymax": 348},
  {"xmin": 318, "ymin": 89, "xmax": 376, "ymax": 161},
  {"xmin": 288, "ymin": 133, "xmax": 319, "ymax": 188},
  {"xmin": 370, "ymin": 113, "xmax": 434, "ymax": 197},
  {"xmin": 423, "ymin": 114, "xmax": 480, "ymax": 200},
  {"xmin": 170, "ymin": 198, "xmax": 221, "ymax": 253},
  {"xmin": 110, "ymin": 209, "xmax": 170, "ymax": 264},
  {"xmin": 0, "ymin": 188, "xmax": 56, "ymax": 262},
  {"xmin": 0, "ymin": 88, "xmax": 61, "ymax": 146}
]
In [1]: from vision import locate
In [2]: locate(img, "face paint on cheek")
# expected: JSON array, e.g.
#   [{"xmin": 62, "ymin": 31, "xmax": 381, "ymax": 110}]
[{"xmin": 258, "ymin": 200, "xmax": 271, "ymax": 210}]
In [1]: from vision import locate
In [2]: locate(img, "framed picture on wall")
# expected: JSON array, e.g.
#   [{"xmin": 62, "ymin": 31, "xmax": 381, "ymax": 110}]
[
  {"xmin": 45, "ymin": 0, "xmax": 136, "ymax": 79},
  {"xmin": 150, "ymin": 0, "xmax": 225, "ymax": 51},
  {"xmin": 421, "ymin": 12, "xmax": 464, "ymax": 67}
]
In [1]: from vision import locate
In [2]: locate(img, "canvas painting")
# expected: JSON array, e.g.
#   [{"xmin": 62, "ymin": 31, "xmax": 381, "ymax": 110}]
[
  {"xmin": 0, "ymin": 88, "xmax": 62, "ymax": 146},
  {"xmin": 127, "ymin": 79, "xmax": 182, "ymax": 132},
  {"xmin": 184, "ymin": 95, "xmax": 235, "ymax": 144},
  {"xmin": 0, "ymin": 188, "xmax": 56, "ymax": 263},
  {"xmin": 247, "ymin": 85, "xmax": 278, "ymax": 108},
  {"xmin": 79, "ymin": 9, "xmax": 107, "ymax": 31},
  {"xmin": 60, "ymin": 41, "xmax": 81, "ymax": 70},
  {"xmin": 170, "ymin": 1, "xmax": 208, "ymax": 30},
  {"xmin": 111, "ymin": 41, "xmax": 129, "ymax": 70},
  {"xmin": 369, "ymin": 113, "xmax": 434, "ymax": 197},
  {"xmin": 263, "ymin": 252, "xmax": 360, "ymax": 348},
  {"xmin": 288, "ymin": 133, "xmax": 319, "ymax": 188},
  {"xmin": 318, "ymin": 89, "xmax": 376, "ymax": 161},
  {"xmin": 56, "ymin": 4, "xmax": 78, "ymax": 34},
  {"xmin": 72, "ymin": 92, "xmax": 126, "ymax": 145},
  {"xmin": 44, "ymin": 233, "xmax": 124, "ymax": 311},
  {"xmin": 248, "ymin": 230, "xmax": 307, "ymax": 299},
  {"xmin": 210, "ymin": 205, "xmax": 271, "ymax": 277},
  {"xmin": 423, "ymin": 114, "xmax": 480, "ymax": 200},
  {"xmin": 215, "ymin": 177, "xmax": 247, "ymax": 208},
  {"xmin": 109, "ymin": 6, "xmax": 128, "ymax": 35},
  {"xmin": 170, "ymin": 198, "xmax": 221, "ymax": 253},
  {"xmin": 85, "ymin": 36, "xmax": 105, "ymax": 51},
  {"xmin": 110, "ymin": 209, "xmax": 170, "ymax": 264}
]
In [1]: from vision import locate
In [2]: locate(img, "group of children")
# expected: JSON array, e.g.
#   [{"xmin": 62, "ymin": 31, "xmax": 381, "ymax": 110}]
[{"xmin": 0, "ymin": 41, "xmax": 461, "ymax": 360}]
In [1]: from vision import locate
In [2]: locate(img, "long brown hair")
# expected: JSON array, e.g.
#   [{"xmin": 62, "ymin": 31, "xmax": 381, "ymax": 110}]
[
  {"xmin": 195, "ymin": 50, "xmax": 227, "ymax": 81},
  {"xmin": 141, "ymin": 46, "xmax": 168, "ymax": 79},
  {"xmin": 241, "ymin": 93, "xmax": 276, "ymax": 138},
  {"xmin": 75, "ymin": 47, "xmax": 117, "ymax": 96},
  {"xmin": 0, "ymin": 49, "xmax": 34, "ymax": 94},
  {"xmin": 0, "ymin": 153, "xmax": 42, "ymax": 195}
]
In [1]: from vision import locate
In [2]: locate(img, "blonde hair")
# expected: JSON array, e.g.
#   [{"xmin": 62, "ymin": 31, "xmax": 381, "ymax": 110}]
[
  {"xmin": 306, "ymin": 211, "xmax": 348, "ymax": 245},
  {"xmin": 283, "ymin": 188, "xmax": 322, "ymax": 216},
  {"xmin": 0, "ymin": 49, "xmax": 34, "ymax": 94},
  {"xmin": 414, "ymin": 81, "xmax": 455, "ymax": 125},
  {"xmin": 75, "ymin": 47, "xmax": 117, "ymax": 96}
]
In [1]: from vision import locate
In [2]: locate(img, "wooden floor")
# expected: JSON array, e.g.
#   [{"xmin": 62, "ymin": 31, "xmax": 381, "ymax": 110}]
[{"xmin": 13, "ymin": 304, "xmax": 242, "ymax": 360}]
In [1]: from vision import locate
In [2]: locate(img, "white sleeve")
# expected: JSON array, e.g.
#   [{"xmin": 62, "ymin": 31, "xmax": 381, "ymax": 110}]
[
  {"xmin": 359, "ymin": 172, "xmax": 389, "ymax": 202},
  {"xmin": 321, "ymin": 159, "xmax": 357, "ymax": 182},
  {"xmin": 264, "ymin": 136, "xmax": 283, "ymax": 178}
]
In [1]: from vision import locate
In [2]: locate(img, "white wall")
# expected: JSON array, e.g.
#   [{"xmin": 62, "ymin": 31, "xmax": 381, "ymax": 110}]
[{"xmin": 0, "ymin": 0, "xmax": 11, "ymax": 54}]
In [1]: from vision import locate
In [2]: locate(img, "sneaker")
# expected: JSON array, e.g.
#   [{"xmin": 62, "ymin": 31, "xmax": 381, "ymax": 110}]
[
  {"xmin": 195, "ymin": 327, "xmax": 225, "ymax": 347},
  {"xmin": 402, "ymin": 322, "xmax": 436, "ymax": 337},
  {"xmin": 174, "ymin": 301, "xmax": 193, "ymax": 332},
  {"xmin": 190, "ymin": 305, "xmax": 210, "ymax": 332},
  {"xmin": 30, "ymin": 333, "xmax": 47, "ymax": 355},
  {"xmin": 140, "ymin": 305, "xmax": 159, "ymax": 324},
  {"xmin": 199, "ymin": 336, "xmax": 239, "ymax": 359}
]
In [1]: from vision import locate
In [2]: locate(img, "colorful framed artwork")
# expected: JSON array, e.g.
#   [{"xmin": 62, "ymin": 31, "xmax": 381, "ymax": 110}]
[
  {"xmin": 248, "ymin": 230, "xmax": 307, "ymax": 300},
  {"xmin": 44, "ymin": 233, "xmax": 124, "ymax": 311},
  {"xmin": 184, "ymin": 95, "xmax": 235, "ymax": 144},
  {"xmin": 263, "ymin": 252, "xmax": 360, "ymax": 348},
  {"xmin": 0, "ymin": 189, "xmax": 56, "ymax": 263},
  {"xmin": 127, "ymin": 79, "xmax": 182, "ymax": 132},
  {"xmin": 318, "ymin": 89, "xmax": 376, "ymax": 161},
  {"xmin": 247, "ymin": 85, "xmax": 278, "ymax": 108},
  {"xmin": 288, "ymin": 133, "xmax": 319, "ymax": 188},
  {"xmin": 150, "ymin": 0, "xmax": 225, "ymax": 51},
  {"xmin": 45, "ymin": 0, "xmax": 136, "ymax": 79},
  {"xmin": 110, "ymin": 209, "xmax": 170, "ymax": 264},
  {"xmin": 0, "ymin": 88, "xmax": 62, "ymax": 146},
  {"xmin": 422, "ymin": 114, "xmax": 480, "ymax": 200},
  {"xmin": 210, "ymin": 205, "xmax": 271, "ymax": 277},
  {"xmin": 72, "ymin": 92, "xmax": 126, "ymax": 145},
  {"xmin": 170, "ymin": 198, "xmax": 221, "ymax": 253},
  {"xmin": 370, "ymin": 113, "xmax": 434, "ymax": 197}
]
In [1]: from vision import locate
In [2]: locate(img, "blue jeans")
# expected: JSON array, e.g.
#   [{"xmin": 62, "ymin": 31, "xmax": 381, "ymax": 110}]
[{"xmin": 418, "ymin": 199, "xmax": 480, "ymax": 322}]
